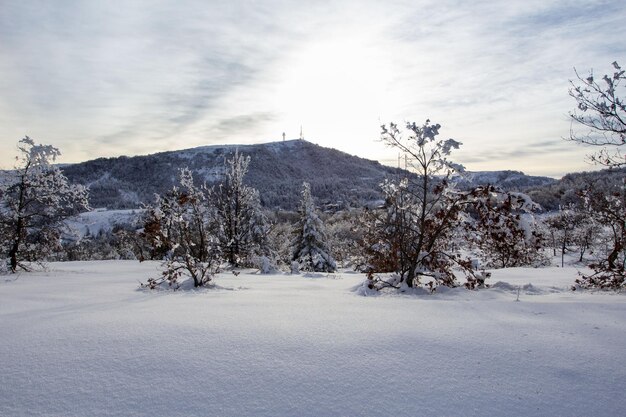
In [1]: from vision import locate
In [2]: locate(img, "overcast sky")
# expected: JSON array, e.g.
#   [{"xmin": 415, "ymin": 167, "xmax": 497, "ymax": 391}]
[{"xmin": 1, "ymin": 0, "xmax": 624, "ymax": 177}]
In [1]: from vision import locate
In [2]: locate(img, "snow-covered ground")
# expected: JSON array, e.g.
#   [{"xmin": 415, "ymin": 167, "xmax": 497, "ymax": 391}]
[
  {"xmin": 1, "ymin": 261, "xmax": 624, "ymax": 417},
  {"xmin": 64, "ymin": 209, "xmax": 142, "ymax": 238}
]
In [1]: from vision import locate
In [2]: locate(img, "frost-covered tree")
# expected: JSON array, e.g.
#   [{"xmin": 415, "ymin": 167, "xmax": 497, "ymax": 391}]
[
  {"xmin": 363, "ymin": 121, "xmax": 477, "ymax": 289},
  {"xmin": 570, "ymin": 215, "xmax": 600, "ymax": 263},
  {"xmin": 0, "ymin": 137, "xmax": 89, "ymax": 272},
  {"xmin": 568, "ymin": 61, "xmax": 626, "ymax": 289},
  {"xmin": 363, "ymin": 121, "xmax": 541, "ymax": 291},
  {"xmin": 575, "ymin": 186, "xmax": 625, "ymax": 290},
  {"xmin": 142, "ymin": 168, "xmax": 221, "ymax": 288},
  {"xmin": 264, "ymin": 216, "xmax": 294, "ymax": 271},
  {"xmin": 292, "ymin": 182, "xmax": 336, "ymax": 272},
  {"xmin": 215, "ymin": 151, "xmax": 269, "ymax": 267},
  {"xmin": 325, "ymin": 209, "xmax": 363, "ymax": 268},
  {"xmin": 569, "ymin": 61, "xmax": 625, "ymax": 167},
  {"xmin": 471, "ymin": 190, "xmax": 546, "ymax": 269},
  {"xmin": 545, "ymin": 207, "xmax": 588, "ymax": 267}
]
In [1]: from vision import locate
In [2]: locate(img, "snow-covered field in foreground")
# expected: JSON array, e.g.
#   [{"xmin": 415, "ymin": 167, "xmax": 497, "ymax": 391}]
[{"xmin": 1, "ymin": 262, "xmax": 624, "ymax": 417}]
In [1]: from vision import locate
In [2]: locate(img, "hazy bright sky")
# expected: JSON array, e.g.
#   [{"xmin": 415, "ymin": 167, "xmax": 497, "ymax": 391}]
[{"xmin": 1, "ymin": 0, "xmax": 624, "ymax": 177}]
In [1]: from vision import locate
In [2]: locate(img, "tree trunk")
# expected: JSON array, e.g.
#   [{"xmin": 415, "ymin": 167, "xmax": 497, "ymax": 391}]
[
  {"xmin": 9, "ymin": 243, "xmax": 18, "ymax": 273},
  {"xmin": 404, "ymin": 268, "xmax": 415, "ymax": 288},
  {"xmin": 607, "ymin": 241, "xmax": 622, "ymax": 269},
  {"xmin": 578, "ymin": 244, "xmax": 586, "ymax": 263},
  {"xmin": 9, "ymin": 217, "xmax": 23, "ymax": 273}
]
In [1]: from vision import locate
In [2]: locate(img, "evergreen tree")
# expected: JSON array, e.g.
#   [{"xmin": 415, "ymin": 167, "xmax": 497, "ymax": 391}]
[
  {"xmin": 0, "ymin": 137, "xmax": 89, "ymax": 272},
  {"xmin": 215, "ymin": 151, "xmax": 269, "ymax": 267},
  {"xmin": 292, "ymin": 182, "xmax": 336, "ymax": 272}
]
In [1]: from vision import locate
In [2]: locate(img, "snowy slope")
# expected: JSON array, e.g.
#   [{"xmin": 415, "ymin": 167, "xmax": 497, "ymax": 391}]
[
  {"xmin": 64, "ymin": 209, "xmax": 142, "ymax": 239},
  {"xmin": 1, "ymin": 262, "xmax": 624, "ymax": 417},
  {"xmin": 453, "ymin": 170, "xmax": 556, "ymax": 190}
]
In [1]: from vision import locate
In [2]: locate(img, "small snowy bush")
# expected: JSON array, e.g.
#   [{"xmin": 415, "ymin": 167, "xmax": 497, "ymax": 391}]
[
  {"xmin": 0, "ymin": 259, "xmax": 9, "ymax": 275},
  {"xmin": 141, "ymin": 168, "xmax": 221, "ymax": 289},
  {"xmin": 253, "ymin": 255, "xmax": 278, "ymax": 274}
]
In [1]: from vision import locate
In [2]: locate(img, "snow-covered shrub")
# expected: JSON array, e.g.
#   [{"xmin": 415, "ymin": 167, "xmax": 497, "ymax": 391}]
[
  {"xmin": 325, "ymin": 209, "xmax": 363, "ymax": 269},
  {"xmin": 0, "ymin": 259, "xmax": 9, "ymax": 275},
  {"xmin": 292, "ymin": 183, "xmax": 336, "ymax": 273},
  {"xmin": 576, "ymin": 264, "xmax": 624, "ymax": 290},
  {"xmin": 142, "ymin": 168, "xmax": 221, "ymax": 289},
  {"xmin": 0, "ymin": 137, "xmax": 89, "ymax": 272},
  {"xmin": 361, "ymin": 121, "xmax": 547, "ymax": 292},
  {"xmin": 362, "ymin": 121, "xmax": 488, "ymax": 290},
  {"xmin": 266, "ymin": 219, "xmax": 294, "ymax": 270},
  {"xmin": 471, "ymin": 191, "xmax": 548, "ymax": 269},
  {"xmin": 252, "ymin": 255, "xmax": 278, "ymax": 274}
]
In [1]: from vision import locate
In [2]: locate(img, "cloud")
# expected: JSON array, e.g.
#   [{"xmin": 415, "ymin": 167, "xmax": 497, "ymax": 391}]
[{"xmin": 0, "ymin": 0, "xmax": 624, "ymax": 176}]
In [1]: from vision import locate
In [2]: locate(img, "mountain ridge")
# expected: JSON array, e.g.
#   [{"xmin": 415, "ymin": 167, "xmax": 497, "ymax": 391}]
[
  {"xmin": 58, "ymin": 139, "xmax": 558, "ymax": 210},
  {"xmin": 61, "ymin": 140, "xmax": 404, "ymax": 210}
]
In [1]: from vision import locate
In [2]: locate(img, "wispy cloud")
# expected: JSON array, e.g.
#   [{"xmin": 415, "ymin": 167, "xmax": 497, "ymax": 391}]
[{"xmin": 0, "ymin": 0, "xmax": 624, "ymax": 177}]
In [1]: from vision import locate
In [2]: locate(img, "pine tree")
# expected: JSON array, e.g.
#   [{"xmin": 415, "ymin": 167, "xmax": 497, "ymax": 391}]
[
  {"xmin": 215, "ymin": 151, "xmax": 269, "ymax": 267},
  {"xmin": 292, "ymin": 182, "xmax": 336, "ymax": 272},
  {"xmin": 0, "ymin": 137, "xmax": 89, "ymax": 272}
]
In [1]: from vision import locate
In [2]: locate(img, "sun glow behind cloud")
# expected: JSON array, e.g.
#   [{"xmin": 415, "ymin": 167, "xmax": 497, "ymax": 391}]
[
  {"xmin": 0, "ymin": 0, "xmax": 625, "ymax": 177},
  {"xmin": 270, "ymin": 34, "xmax": 397, "ymax": 151}
]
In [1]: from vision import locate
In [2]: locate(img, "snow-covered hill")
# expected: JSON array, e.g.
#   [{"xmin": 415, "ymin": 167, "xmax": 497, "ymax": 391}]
[
  {"xmin": 453, "ymin": 170, "xmax": 555, "ymax": 190},
  {"xmin": 59, "ymin": 140, "xmax": 556, "ymax": 211},
  {"xmin": 1, "ymin": 261, "xmax": 624, "ymax": 416},
  {"xmin": 61, "ymin": 140, "xmax": 405, "ymax": 210},
  {"xmin": 64, "ymin": 208, "xmax": 143, "ymax": 239}
]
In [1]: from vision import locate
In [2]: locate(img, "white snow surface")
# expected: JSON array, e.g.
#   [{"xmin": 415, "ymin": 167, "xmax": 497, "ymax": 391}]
[
  {"xmin": 64, "ymin": 209, "xmax": 142, "ymax": 238},
  {"xmin": 1, "ymin": 262, "xmax": 624, "ymax": 417}
]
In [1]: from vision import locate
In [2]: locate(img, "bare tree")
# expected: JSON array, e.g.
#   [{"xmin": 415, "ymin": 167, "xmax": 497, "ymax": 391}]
[
  {"xmin": 569, "ymin": 62, "xmax": 625, "ymax": 289},
  {"xmin": 569, "ymin": 61, "xmax": 625, "ymax": 167}
]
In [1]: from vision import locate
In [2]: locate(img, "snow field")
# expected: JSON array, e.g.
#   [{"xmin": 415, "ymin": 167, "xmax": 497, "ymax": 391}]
[{"xmin": 1, "ymin": 261, "xmax": 624, "ymax": 417}]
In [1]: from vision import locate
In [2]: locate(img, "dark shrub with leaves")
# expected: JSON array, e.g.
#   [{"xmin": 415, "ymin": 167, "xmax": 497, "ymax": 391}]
[
  {"xmin": 361, "ymin": 121, "xmax": 544, "ymax": 292},
  {"xmin": 142, "ymin": 168, "xmax": 221, "ymax": 289}
]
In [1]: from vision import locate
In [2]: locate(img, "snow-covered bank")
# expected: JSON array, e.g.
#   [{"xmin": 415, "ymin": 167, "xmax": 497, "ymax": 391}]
[{"xmin": 1, "ymin": 261, "xmax": 624, "ymax": 417}]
